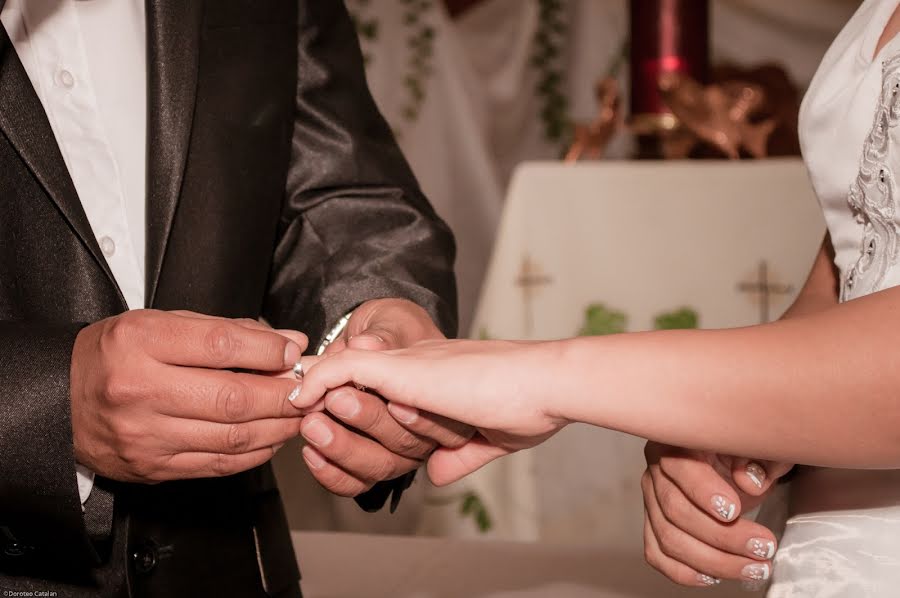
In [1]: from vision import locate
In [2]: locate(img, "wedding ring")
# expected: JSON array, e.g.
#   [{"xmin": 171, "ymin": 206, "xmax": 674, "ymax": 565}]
[{"xmin": 292, "ymin": 361, "xmax": 304, "ymax": 380}]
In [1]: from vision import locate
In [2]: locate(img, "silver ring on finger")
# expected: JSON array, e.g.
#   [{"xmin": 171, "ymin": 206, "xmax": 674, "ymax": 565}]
[{"xmin": 293, "ymin": 361, "xmax": 304, "ymax": 380}]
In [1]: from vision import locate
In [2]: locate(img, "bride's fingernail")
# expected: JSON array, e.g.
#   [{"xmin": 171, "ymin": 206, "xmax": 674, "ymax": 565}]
[
  {"xmin": 287, "ymin": 385, "xmax": 302, "ymax": 403},
  {"xmin": 741, "ymin": 563, "xmax": 770, "ymax": 581},
  {"xmin": 697, "ymin": 574, "xmax": 721, "ymax": 586},
  {"xmin": 711, "ymin": 494, "xmax": 737, "ymax": 521},
  {"xmin": 746, "ymin": 462, "xmax": 766, "ymax": 489},
  {"xmin": 747, "ymin": 538, "xmax": 776, "ymax": 559},
  {"xmin": 388, "ymin": 403, "xmax": 419, "ymax": 425}
]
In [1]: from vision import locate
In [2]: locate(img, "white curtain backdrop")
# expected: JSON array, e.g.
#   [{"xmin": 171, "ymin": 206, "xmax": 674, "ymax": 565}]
[{"xmin": 356, "ymin": 0, "xmax": 859, "ymax": 334}]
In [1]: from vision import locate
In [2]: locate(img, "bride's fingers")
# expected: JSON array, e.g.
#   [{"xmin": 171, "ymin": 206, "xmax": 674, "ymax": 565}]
[
  {"xmin": 731, "ymin": 458, "xmax": 769, "ymax": 496},
  {"xmin": 644, "ymin": 483, "xmax": 773, "ymax": 584},
  {"xmin": 293, "ymin": 351, "xmax": 384, "ymax": 409},
  {"xmin": 642, "ymin": 514, "xmax": 718, "ymax": 587},
  {"xmin": 426, "ymin": 437, "xmax": 512, "ymax": 486},
  {"xmin": 656, "ymin": 450, "xmax": 742, "ymax": 523},
  {"xmin": 647, "ymin": 466, "xmax": 777, "ymax": 561},
  {"xmin": 731, "ymin": 458, "xmax": 795, "ymax": 497}
]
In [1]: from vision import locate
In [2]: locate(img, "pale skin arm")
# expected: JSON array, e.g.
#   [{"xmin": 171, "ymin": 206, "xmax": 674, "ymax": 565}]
[
  {"xmin": 294, "ymin": 236, "xmax": 900, "ymax": 472},
  {"xmin": 553, "ymin": 245, "xmax": 882, "ymax": 468}
]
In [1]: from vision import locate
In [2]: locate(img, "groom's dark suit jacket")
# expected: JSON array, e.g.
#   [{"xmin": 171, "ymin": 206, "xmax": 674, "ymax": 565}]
[{"xmin": 0, "ymin": 1, "xmax": 456, "ymax": 596}]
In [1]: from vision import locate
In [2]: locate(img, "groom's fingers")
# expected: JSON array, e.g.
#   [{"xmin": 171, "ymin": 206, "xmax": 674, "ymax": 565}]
[
  {"xmin": 387, "ymin": 403, "xmax": 475, "ymax": 450},
  {"xmin": 169, "ymin": 311, "xmax": 310, "ymax": 355},
  {"xmin": 299, "ymin": 412, "xmax": 420, "ymax": 485},
  {"xmin": 426, "ymin": 436, "xmax": 512, "ymax": 486},
  {"xmin": 300, "ymin": 445, "xmax": 371, "ymax": 497},
  {"xmin": 324, "ymin": 387, "xmax": 436, "ymax": 460}
]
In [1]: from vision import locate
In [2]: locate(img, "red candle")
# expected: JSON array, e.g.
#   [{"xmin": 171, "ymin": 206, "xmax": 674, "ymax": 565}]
[{"xmin": 630, "ymin": 0, "xmax": 709, "ymax": 133}]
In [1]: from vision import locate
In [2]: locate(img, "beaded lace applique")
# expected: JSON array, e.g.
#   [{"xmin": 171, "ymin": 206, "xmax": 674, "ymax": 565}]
[{"xmin": 843, "ymin": 54, "xmax": 900, "ymax": 301}]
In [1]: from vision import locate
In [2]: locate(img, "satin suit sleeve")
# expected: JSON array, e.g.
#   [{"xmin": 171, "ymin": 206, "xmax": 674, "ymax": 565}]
[{"xmin": 261, "ymin": 1, "xmax": 459, "ymax": 511}]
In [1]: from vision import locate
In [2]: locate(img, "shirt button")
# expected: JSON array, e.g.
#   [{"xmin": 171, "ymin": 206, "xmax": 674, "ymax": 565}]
[
  {"xmin": 55, "ymin": 69, "xmax": 75, "ymax": 89},
  {"xmin": 99, "ymin": 236, "xmax": 116, "ymax": 257}
]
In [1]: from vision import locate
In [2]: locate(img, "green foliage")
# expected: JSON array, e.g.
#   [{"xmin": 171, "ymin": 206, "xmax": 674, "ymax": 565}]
[
  {"xmin": 460, "ymin": 491, "xmax": 492, "ymax": 532},
  {"xmin": 578, "ymin": 304, "xmax": 627, "ymax": 337},
  {"xmin": 653, "ymin": 308, "xmax": 699, "ymax": 331},
  {"xmin": 399, "ymin": 0, "xmax": 436, "ymax": 123},
  {"xmin": 350, "ymin": 0, "xmax": 574, "ymax": 141},
  {"xmin": 532, "ymin": 0, "xmax": 571, "ymax": 143},
  {"xmin": 578, "ymin": 304, "xmax": 700, "ymax": 335}
]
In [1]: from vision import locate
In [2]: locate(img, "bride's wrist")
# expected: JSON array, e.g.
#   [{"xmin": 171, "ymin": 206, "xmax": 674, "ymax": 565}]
[{"xmin": 526, "ymin": 339, "xmax": 580, "ymax": 426}]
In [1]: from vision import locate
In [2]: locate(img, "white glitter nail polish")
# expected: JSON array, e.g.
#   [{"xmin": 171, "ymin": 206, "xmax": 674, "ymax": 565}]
[
  {"xmin": 748, "ymin": 538, "xmax": 776, "ymax": 559},
  {"xmin": 746, "ymin": 462, "xmax": 766, "ymax": 489},
  {"xmin": 697, "ymin": 574, "xmax": 721, "ymax": 586},
  {"xmin": 742, "ymin": 563, "xmax": 770, "ymax": 581},
  {"xmin": 712, "ymin": 494, "xmax": 737, "ymax": 521},
  {"xmin": 287, "ymin": 386, "xmax": 301, "ymax": 402}
]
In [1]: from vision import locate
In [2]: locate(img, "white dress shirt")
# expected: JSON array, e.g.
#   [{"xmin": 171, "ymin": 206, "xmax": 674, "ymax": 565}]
[{"xmin": 0, "ymin": 0, "xmax": 148, "ymax": 505}]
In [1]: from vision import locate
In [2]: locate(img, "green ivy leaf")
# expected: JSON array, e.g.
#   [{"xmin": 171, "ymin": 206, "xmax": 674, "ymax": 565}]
[
  {"xmin": 653, "ymin": 308, "xmax": 699, "ymax": 330},
  {"xmin": 458, "ymin": 491, "xmax": 493, "ymax": 533},
  {"xmin": 578, "ymin": 304, "xmax": 627, "ymax": 337}
]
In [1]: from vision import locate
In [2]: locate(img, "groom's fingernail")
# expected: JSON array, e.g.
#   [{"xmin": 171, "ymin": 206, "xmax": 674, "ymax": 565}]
[
  {"xmin": 302, "ymin": 446, "xmax": 326, "ymax": 470},
  {"xmin": 301, "ymin": 419, "xmax": 333, "ymax": 447},
  {"xmin": 283, "ymin": 342, "xmax": 302, "ymax": 367},
  {"xmin": 349, "ymin": 332, "xmax": 387, "ymax": 348},
  {"xmin": 326, "ymin": 391, "xmax": 360, "ymax": 419},
  {"xmin": 711, "ymin": 494, "xmax": 737, "ymax": 521},
  {"xmin": 388, "ymin": 403, "xmax": 419, "ymax": 425},
  {"xmin": 741, "ymin": 563, "xmax": 770, "ymax": 581},
  {"xmin": 747, "ymin": 538, "xmax": 776, "ymax": 560},
  {"xmin": 746, "ymin": 462, "xmax": 766, "ymax": 489}
]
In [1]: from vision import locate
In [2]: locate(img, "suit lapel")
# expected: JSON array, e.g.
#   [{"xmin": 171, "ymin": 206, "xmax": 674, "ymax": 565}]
[
  {"xmin": 0, "ymin": 24, "xmax": 123, "ymax": 300},
  {"xmin": 144, "ymin": 0, "xmax": 203, "ymax": 307}
]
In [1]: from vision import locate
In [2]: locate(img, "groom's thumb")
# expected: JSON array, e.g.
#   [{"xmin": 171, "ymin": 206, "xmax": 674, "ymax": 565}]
[{"xmin": 427, "ymin": 437, "xmax": 512, "ymax": 486}]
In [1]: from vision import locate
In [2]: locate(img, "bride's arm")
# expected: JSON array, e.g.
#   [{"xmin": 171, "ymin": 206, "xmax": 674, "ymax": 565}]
[
  {"xmin": 295, "ymin": 236, "xmax": 885, "ymax": 471},
  {"xmin": 553, "ymin": 238, "xmax": 900, "ymax": 468}
]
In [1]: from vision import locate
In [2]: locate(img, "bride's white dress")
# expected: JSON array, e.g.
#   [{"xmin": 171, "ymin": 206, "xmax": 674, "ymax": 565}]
[{"xmin": 769, "ymin": 1, "xmax": 900, "ymax": 595}]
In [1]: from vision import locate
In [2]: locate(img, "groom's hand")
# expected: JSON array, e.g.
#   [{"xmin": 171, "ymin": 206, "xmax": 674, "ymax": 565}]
[
  {"xmin": 71, "ymin": 310, "xmax": 308, "ymax": 483},
  {"xmin": 297, "ymin": 299, "xmax": 475, "ymax": 497},
  {"xmin": 641, "ymin": 442, "xmax": 792, "ymax": 588}
]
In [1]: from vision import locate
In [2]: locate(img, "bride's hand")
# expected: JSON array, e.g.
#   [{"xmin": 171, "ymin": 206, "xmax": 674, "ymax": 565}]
[{"xmin": 293, "ymin": 339, "xmax": 569, "ymax": 484}]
